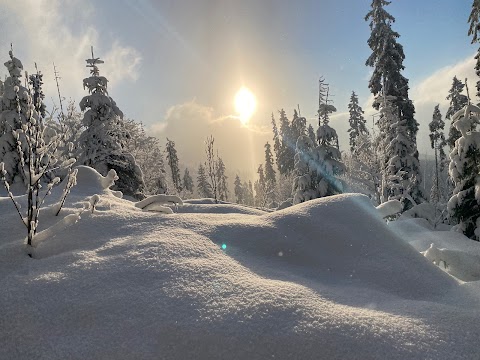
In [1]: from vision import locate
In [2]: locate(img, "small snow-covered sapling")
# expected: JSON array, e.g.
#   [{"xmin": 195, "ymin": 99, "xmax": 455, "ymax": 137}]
[{"xmin": 0, "ymin": 57, "xmax": 77, "ymax": 253}]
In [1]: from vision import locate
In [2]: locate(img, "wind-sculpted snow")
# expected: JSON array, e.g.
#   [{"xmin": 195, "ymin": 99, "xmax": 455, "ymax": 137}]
[{"xmin": 1, "ymin": 189, "xmax": 480, "ymax": 359}]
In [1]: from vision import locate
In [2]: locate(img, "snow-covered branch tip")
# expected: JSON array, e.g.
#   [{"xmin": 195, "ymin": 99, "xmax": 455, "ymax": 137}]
[{"xmin": 135, "ymin": 194, "xmax": 183, "ymax": 214}]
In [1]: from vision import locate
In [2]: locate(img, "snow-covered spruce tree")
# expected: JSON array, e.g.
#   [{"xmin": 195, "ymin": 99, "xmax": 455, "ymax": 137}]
[
  {"xmin": 292, "ymin": 135, "xmax": 316, "ymax": 204},
  {"xmin": 124, "ymin": 121, "xmax": 167, "ymax": 195},
  {"xmin": 165, "ymin": 138, "xmax": 182, "ymax": 194},
  {"xmin": 264, "ymin": 142, "xmax": 277, "ymax": 207},
  {"xmin": 383, "ymin": 97, "xmax": 422, "ymax": 209},
  {"xmin": 78, "ymin": 49, "xmax": 144, "ymax": 199},
  {"xmin": 314, "ymin": 79, "xmax": 344, "ymax": 197},
  {"xmin": 234, "ymin": 174, "xmax": 243, "ymax": 203},
  {"xmin": 446, "ymin": 77, "xmax": 468, "ymax": 150},
  {"xmin": 271, "ymin": 113, "xmax": 281, "ymax": 172},
  {"xmin": 197, "ymin": 163, "xmax": 213, "ymax": 198},
  {"xmin": 0, "ymin": 57, "xmax": 77, "ymax": 253},
  {"xmin": 342, "ymin": 132, "xmax": 382, "ymax": 205},
  {"xmin": 291, "ymin": 108, "xmax": 307, "ymax": 146},
  {"xmin": 365, "ymin": 0, "xmax": 423, "ymax": 207},
  {"xmin": 254, "ymin": 164, "xmax": 267, "ymax": 207},
  {"xmin": 245, "ymin": 180, "xmax": 255, "ymax": 206},
  {"xmin": 469, "ymin": 0, "xmax": 480, "ymax": 98},
  {"xmin": 183, "ymin": 168, "xmax": 194, "ymax": 193},
  {"xmin": 292, "ymin": 80, "xmax": 345, "ymax": 204},
  {"xmin": 307, "ymin": 123, "xmax": 316, "ymax": 145},
  {"xmin": 0, "ymin": 49, "xmax": 30, "ymax": 186},
  {"xmin": 429, "ymin": 105, "xmax": 447, "ymax": 205},
  {"xmin": 448, "ymin": 95, "xmax": 480, "ymax": 240},
  {"xmin": 205, "ymin": 135, "xmax": 219, "ymax": 203},
  {"xmin": 216, "ymin": 157, "xmax": 228, "ymax": 201},
  {"xmin": 277, "ymin": 109, "xmax": 295, "ymax": 175},
  {"xmin": 347, "ymin": 91, "xmax": 369, "ymax": 153}
]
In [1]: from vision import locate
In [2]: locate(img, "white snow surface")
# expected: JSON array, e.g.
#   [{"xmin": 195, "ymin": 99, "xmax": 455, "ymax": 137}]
[
  {"xmin": 376, "ymin": 199, "xmax": 402, "ymax": 218},
  {"xmin": 1, "ymin": 172, "xmax": 480, "ymax": 359}
]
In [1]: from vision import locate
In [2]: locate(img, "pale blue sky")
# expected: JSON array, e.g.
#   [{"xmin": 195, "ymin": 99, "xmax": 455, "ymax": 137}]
[
  {"xmin": 0, "ymin": 0, "xmax": 476, "ymax": 175},
  {"xmin": 102, "ymin": 0, "xmax": 473, "ymax": 117}
]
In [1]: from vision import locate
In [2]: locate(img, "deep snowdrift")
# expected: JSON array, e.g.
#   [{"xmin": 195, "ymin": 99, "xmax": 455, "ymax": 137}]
[{"xmin": 1, "ymin": 167, "xmax": 480, "ymax": 359}]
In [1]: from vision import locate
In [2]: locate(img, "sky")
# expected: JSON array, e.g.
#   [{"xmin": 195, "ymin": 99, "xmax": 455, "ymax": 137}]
[{"xmin": 0, "ymin": 0, "xmax": 476, "ymax": 180}]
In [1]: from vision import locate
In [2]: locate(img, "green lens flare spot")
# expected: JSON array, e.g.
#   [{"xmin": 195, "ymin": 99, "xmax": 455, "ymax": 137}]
[{"xmin": 221, "ymin": 244, "xmax": 227, "ymax": 250}]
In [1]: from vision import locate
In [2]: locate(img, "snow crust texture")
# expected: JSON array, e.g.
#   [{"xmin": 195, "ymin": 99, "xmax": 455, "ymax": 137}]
[{"xmin": 1, "ymin": 185, "xmax": 480, "ymax": 359}]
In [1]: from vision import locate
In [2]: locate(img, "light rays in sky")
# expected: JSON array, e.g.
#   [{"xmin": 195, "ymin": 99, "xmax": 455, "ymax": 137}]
[{"xmin": 234, "ymin": 87, "xmax": 257, "ymax": 124}]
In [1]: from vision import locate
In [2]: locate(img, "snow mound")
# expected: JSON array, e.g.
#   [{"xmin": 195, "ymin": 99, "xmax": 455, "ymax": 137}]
[
  {"xmin": 208, "ymin": 194, "xmax": 458, "ymax": 300},
  {"xmin": 1, "ymin": 192, "xmax": 480, "ymax": 359},
  {"xmin": 424, "ymin": 244, "xmax": 480, "ymax": 282},
  {"xmin": 376, "ymin": 199, "xmax": 402, "ymax": 218},
  {"xmin": 390, "ymin": 218, "xmax": 480, "ymax": 281},
  {"xmin": 399, "ymin": 202, "xmax": 436, "ymax": 224},
  {"xmin": 180, "ymin": 200, "xmax": 267, "ymax": 215},
  {"xmin": 71, "ymin": 165, "xmax": 119, "ymax": 195}
]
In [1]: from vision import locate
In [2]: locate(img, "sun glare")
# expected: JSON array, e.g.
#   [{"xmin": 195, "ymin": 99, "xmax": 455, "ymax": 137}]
[{"xmin": 234, "ymin": 87, "xmax": 256, "ymax": 124}]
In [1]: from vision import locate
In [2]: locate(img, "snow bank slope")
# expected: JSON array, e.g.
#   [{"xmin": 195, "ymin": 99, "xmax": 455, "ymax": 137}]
[{"xmin": 0, "ymin": 189, "xmax": 479, "ymax": 359}]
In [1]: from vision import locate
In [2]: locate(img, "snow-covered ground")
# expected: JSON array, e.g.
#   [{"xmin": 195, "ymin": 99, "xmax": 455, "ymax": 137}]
[{"xmin": 1, "ymin": 167, "xmax": 480, "ymax": 359}]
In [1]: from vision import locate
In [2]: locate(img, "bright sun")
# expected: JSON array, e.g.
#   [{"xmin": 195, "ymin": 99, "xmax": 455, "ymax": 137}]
[{"xmin": 234, "ymin": 87, "xmax": 256, "ymax": 124}]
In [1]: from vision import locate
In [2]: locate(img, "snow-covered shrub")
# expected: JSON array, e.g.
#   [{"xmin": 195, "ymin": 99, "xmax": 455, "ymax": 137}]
[{"xmin": 0, "ymin": 50, "xmax": 77, "ymax": 253}]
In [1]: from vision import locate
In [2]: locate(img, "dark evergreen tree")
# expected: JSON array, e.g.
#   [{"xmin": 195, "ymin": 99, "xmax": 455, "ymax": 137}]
[
  {"xmin": 197, "ymin": 163, "xmax": 212, "ymax": 198},
  {"xmin": 318, "ymin": 78, "xmax": 337, "ymax": 126},
  {"xmin": 216, "ymin": 157, "xmax": 229, "ymax": 201},
  {"xmin": 165, "ymin": 138, "xmax": 182, "ymax": 193},
  {"xmin": 234, "ymin": 175, "xmax": 243, "ymax": 204},
  {"xmin": 429, "ymin": 105, "xmax": 447, "ymax": 204},
  {"xmin": 271, "ymin": 113, "xmax": 281, "ymax": 171},
  {"xmin": 291, "ymin": 109, "xmax": 307, "ymax": 147},
  {"xmin": 264, "ymin": 142, "xmax": 277, "ymax": 206},
  {"xmin": 446, "ymin": 76, "xmax": 468, "ymax": 150},
  {"xmin": 245, "ymin": 180, "xmax": 254, "ymax": 206},
  {"xmin": 277, "ymin": 109, "xmax": 295, "ymax": 175},
  {"xmin": 204, "ymin": 135, "xmax": 218, "ymax": 203},
  {"xmin": 347, "ymin": 91, "xmax": 369, "ymax": 153},
  {"xmin": 307, "ymin": 124, "xmax": 316, "ymax": 145},
  {"xmin": 183, "ymin": 168, "xmax": 194, "ymax": 193},
  {"xmin": 254, "ymin": 164, "xmax": 266, "ymax": 207},
  {"xmin": 469, "ymin": 0, "xmax": 480, "ymax": 98}
]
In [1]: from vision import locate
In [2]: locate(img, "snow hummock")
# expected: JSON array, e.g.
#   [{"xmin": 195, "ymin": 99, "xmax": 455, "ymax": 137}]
[
  {"xmin": 376, "ymin": 199, "xmax": 402, "ymax": 218},
  {"xmin": 1, "ymin": 180, "xmax": 480, "ymax": 358}
]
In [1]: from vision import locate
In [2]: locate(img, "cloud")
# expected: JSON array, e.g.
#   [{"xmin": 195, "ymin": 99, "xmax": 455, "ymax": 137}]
[
  {"xmin": 149, "ymin": 101, "xmax": 271, "ymax": 179},
  {"xmin": 410, "ymin": 54, "xmax": 476, "ymax": 156},
  {"xmin": 0, "ymin": 0, "xmax": 141, "ymax": 108},
  {"xmin": 411, "ymin": 54, "xmax": 476, "ymax": 108}
]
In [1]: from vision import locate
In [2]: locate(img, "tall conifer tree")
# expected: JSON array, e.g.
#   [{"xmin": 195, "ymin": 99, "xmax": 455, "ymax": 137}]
[
  {"xmin": 347, "ymin": 91, "xmax": 369, "ymax": 153},
  {"xmin": 446, "ymin": 77, "xmax": 468, "ymax": 150},
  {"xmin": 365, "ymin": 0, "xmax": 422, "ymax": 207}
]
